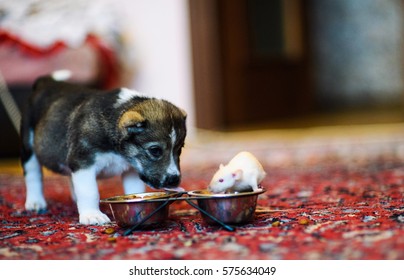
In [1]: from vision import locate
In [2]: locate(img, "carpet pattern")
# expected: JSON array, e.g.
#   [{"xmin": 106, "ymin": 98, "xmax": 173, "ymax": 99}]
[{"xmin": 1, "ymin": 128, "xmax": 404, "ymax": 259}]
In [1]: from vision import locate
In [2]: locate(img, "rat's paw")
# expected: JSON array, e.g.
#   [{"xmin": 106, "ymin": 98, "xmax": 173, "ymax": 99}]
[
  {"xmin": 79, "ymin": 210, "xmax": 111, "ymax": 225},
  {"xmin": 251, "ymin": 187, "xmax": 264, "ymax": 193},
  {"xmin": 25, "ymin": 197, "xmax": 47, "ymax": 212}
]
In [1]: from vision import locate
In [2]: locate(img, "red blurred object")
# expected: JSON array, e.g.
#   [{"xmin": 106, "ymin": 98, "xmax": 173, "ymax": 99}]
[{"xmin": 0, "ymin": 30, "xmax": 119, "ymax": 89}]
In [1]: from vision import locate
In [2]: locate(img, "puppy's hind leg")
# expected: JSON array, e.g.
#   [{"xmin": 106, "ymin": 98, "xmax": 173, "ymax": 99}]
[
  {"xmin": 23, "ymin": 153, "xmax": 47, "ymax": 211},
  {"xmin": 22, "ymin": 129, "xmax": 47, "ymax": 211}
]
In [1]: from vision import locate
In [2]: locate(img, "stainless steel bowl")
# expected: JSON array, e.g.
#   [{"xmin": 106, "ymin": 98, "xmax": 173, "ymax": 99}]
[
  {"xmin": 100, "ymin": 191, "xmax": 179, "ymax": 228},
  {"xmin": 187, "ymin": 188, "xmax": 266, "ymax": 225}
]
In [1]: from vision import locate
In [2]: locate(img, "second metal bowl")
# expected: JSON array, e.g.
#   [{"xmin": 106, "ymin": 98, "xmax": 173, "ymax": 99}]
[{"xmin": 187, "ymin": 188, "xmax": 266, "ymax": 225}]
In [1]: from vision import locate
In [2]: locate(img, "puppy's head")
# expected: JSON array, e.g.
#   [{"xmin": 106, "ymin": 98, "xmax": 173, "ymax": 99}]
[{"xmin": 118, "ymin": 99, "xmax": 187, "ymax": 189}]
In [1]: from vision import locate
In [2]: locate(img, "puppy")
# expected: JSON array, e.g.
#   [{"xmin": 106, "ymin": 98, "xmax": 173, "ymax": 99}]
[{"xmin": 20, "ymin": 73, "xmax": 187, "ymax": 225}]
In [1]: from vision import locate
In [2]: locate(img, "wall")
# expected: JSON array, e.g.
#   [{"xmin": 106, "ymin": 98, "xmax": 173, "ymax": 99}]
[
  {"xmin": 116, "ymin": 0, "xmax": 196, "ymax": 129},
  {"xmin": 310, "ymin": 0, "xmax": 404, "ymax": 109}
]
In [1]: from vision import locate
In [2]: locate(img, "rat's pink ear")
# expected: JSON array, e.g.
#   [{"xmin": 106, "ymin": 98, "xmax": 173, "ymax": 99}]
[
  {"xmin": 232, "ymin": 169, "xmax": 243, "ymax": 180},
  {"xmin": 219, "ymin": 164, "xmax": 224, "ymax": 169}
]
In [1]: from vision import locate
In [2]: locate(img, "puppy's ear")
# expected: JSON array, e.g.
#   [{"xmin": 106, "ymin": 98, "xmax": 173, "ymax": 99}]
[
  {"xmin": 119, "ymin": 111, "xmax": 146, "ymax": 134},
  {"xmin": 180, "ymin": 108, "xmax": 187, "ymax": 119}
]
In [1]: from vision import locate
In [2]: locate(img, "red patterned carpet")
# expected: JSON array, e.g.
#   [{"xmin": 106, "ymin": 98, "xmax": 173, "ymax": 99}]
[{"xmin": 1, "ymin": 125, "xmax": 404, "ymax": 259}]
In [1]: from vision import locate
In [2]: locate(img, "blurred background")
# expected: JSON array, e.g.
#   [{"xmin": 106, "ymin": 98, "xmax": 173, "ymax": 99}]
[{"xmin": 1, "ymin": 0, "xmax": 404, "ymax": 158}]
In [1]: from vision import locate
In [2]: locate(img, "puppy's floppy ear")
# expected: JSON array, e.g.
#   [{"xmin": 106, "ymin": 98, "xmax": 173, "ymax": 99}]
[
  {"xmin": 180, "ymin": 108, "xmax": 187, "ymax": 119},
  {"xmin": 118, "ymin": 111, "xmax": 146, "ymax": 134}
]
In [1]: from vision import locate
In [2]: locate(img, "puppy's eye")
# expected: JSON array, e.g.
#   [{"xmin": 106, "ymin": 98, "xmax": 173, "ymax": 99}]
[
  {"xmin": 127, "ymin": 121, "xmax": 146, "ymax": 134},
  {"xmin": 148, "ymin": 146, "xmax": 163, "ymax": 158},
  {"xmin": 219, "ymin": 179, "xmax": 224, "ymax": 183}
]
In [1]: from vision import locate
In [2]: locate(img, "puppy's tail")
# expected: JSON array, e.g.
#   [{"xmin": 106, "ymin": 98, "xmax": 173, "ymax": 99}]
[
  {"xmin": 51, "ymin": 69, "xmax": 72, "ymax": 81},
  {"xmin": 32, "ymin": 69, "xmax": 72, "ymax": 91}
]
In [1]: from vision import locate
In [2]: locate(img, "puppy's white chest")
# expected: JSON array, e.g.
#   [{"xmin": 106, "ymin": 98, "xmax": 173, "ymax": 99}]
[{"xmin": 94, "ymin": 152, "xmax": 131, "ymax": 177}]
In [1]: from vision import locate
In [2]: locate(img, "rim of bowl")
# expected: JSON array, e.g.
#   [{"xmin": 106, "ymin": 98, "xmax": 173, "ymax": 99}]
[
  {"xmin": 100, "ymin": 191, "xmax": 180, "ymax": 204},
  {"xmin": 187, "ymin": 188, "xmax": 266, "ymax": 198}
]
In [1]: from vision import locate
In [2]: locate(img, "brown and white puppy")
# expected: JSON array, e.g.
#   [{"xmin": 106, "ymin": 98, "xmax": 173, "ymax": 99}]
[{"xmin": 20, "ymin": 73, "xmax": 187, "ymax": 225}]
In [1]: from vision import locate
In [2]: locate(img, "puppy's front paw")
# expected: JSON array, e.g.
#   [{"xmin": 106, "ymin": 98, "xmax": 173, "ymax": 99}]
[
  {"xmin": 79, "ymin": 210, "xmax": 111, "ymax": 225},
  {"xmin": 25, "ymin": 198, "xmax": 47, "ymax": 212}
]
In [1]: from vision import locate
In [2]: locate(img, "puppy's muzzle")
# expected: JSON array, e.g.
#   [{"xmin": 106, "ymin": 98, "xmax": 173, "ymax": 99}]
[
  {"xmin": 165, "ymin": 174, "xmax": 181, "ymax": 187},
  {"xmin": 140, "ymin": 173, "xmax": 181, "ymax": 189}
]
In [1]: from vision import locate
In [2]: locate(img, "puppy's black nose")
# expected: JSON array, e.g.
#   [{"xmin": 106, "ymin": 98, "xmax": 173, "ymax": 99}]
[{"xmin": 165, "ymin": 175, "xmax": 180, "ymax": 187}]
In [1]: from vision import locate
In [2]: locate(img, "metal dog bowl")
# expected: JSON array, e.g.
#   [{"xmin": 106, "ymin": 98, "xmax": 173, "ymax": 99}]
[
  {"xmin": 187, "ymin": 188, "xmax": 266, "ymax": 225},
  {"xmin": 100, "ymin": 191, "xmax": 179, "ymax": 228}
]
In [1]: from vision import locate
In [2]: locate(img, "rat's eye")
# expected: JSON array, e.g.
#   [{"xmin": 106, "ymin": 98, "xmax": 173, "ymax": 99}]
[{"xmin": 219, "ymin": 179, "xmax": 224, "ymax": 183}]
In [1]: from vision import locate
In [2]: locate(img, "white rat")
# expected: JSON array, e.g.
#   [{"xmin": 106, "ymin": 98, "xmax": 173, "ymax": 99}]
[{"xmin": 208, "ymin": 151, "xmax": 266, "ymax": 193}]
